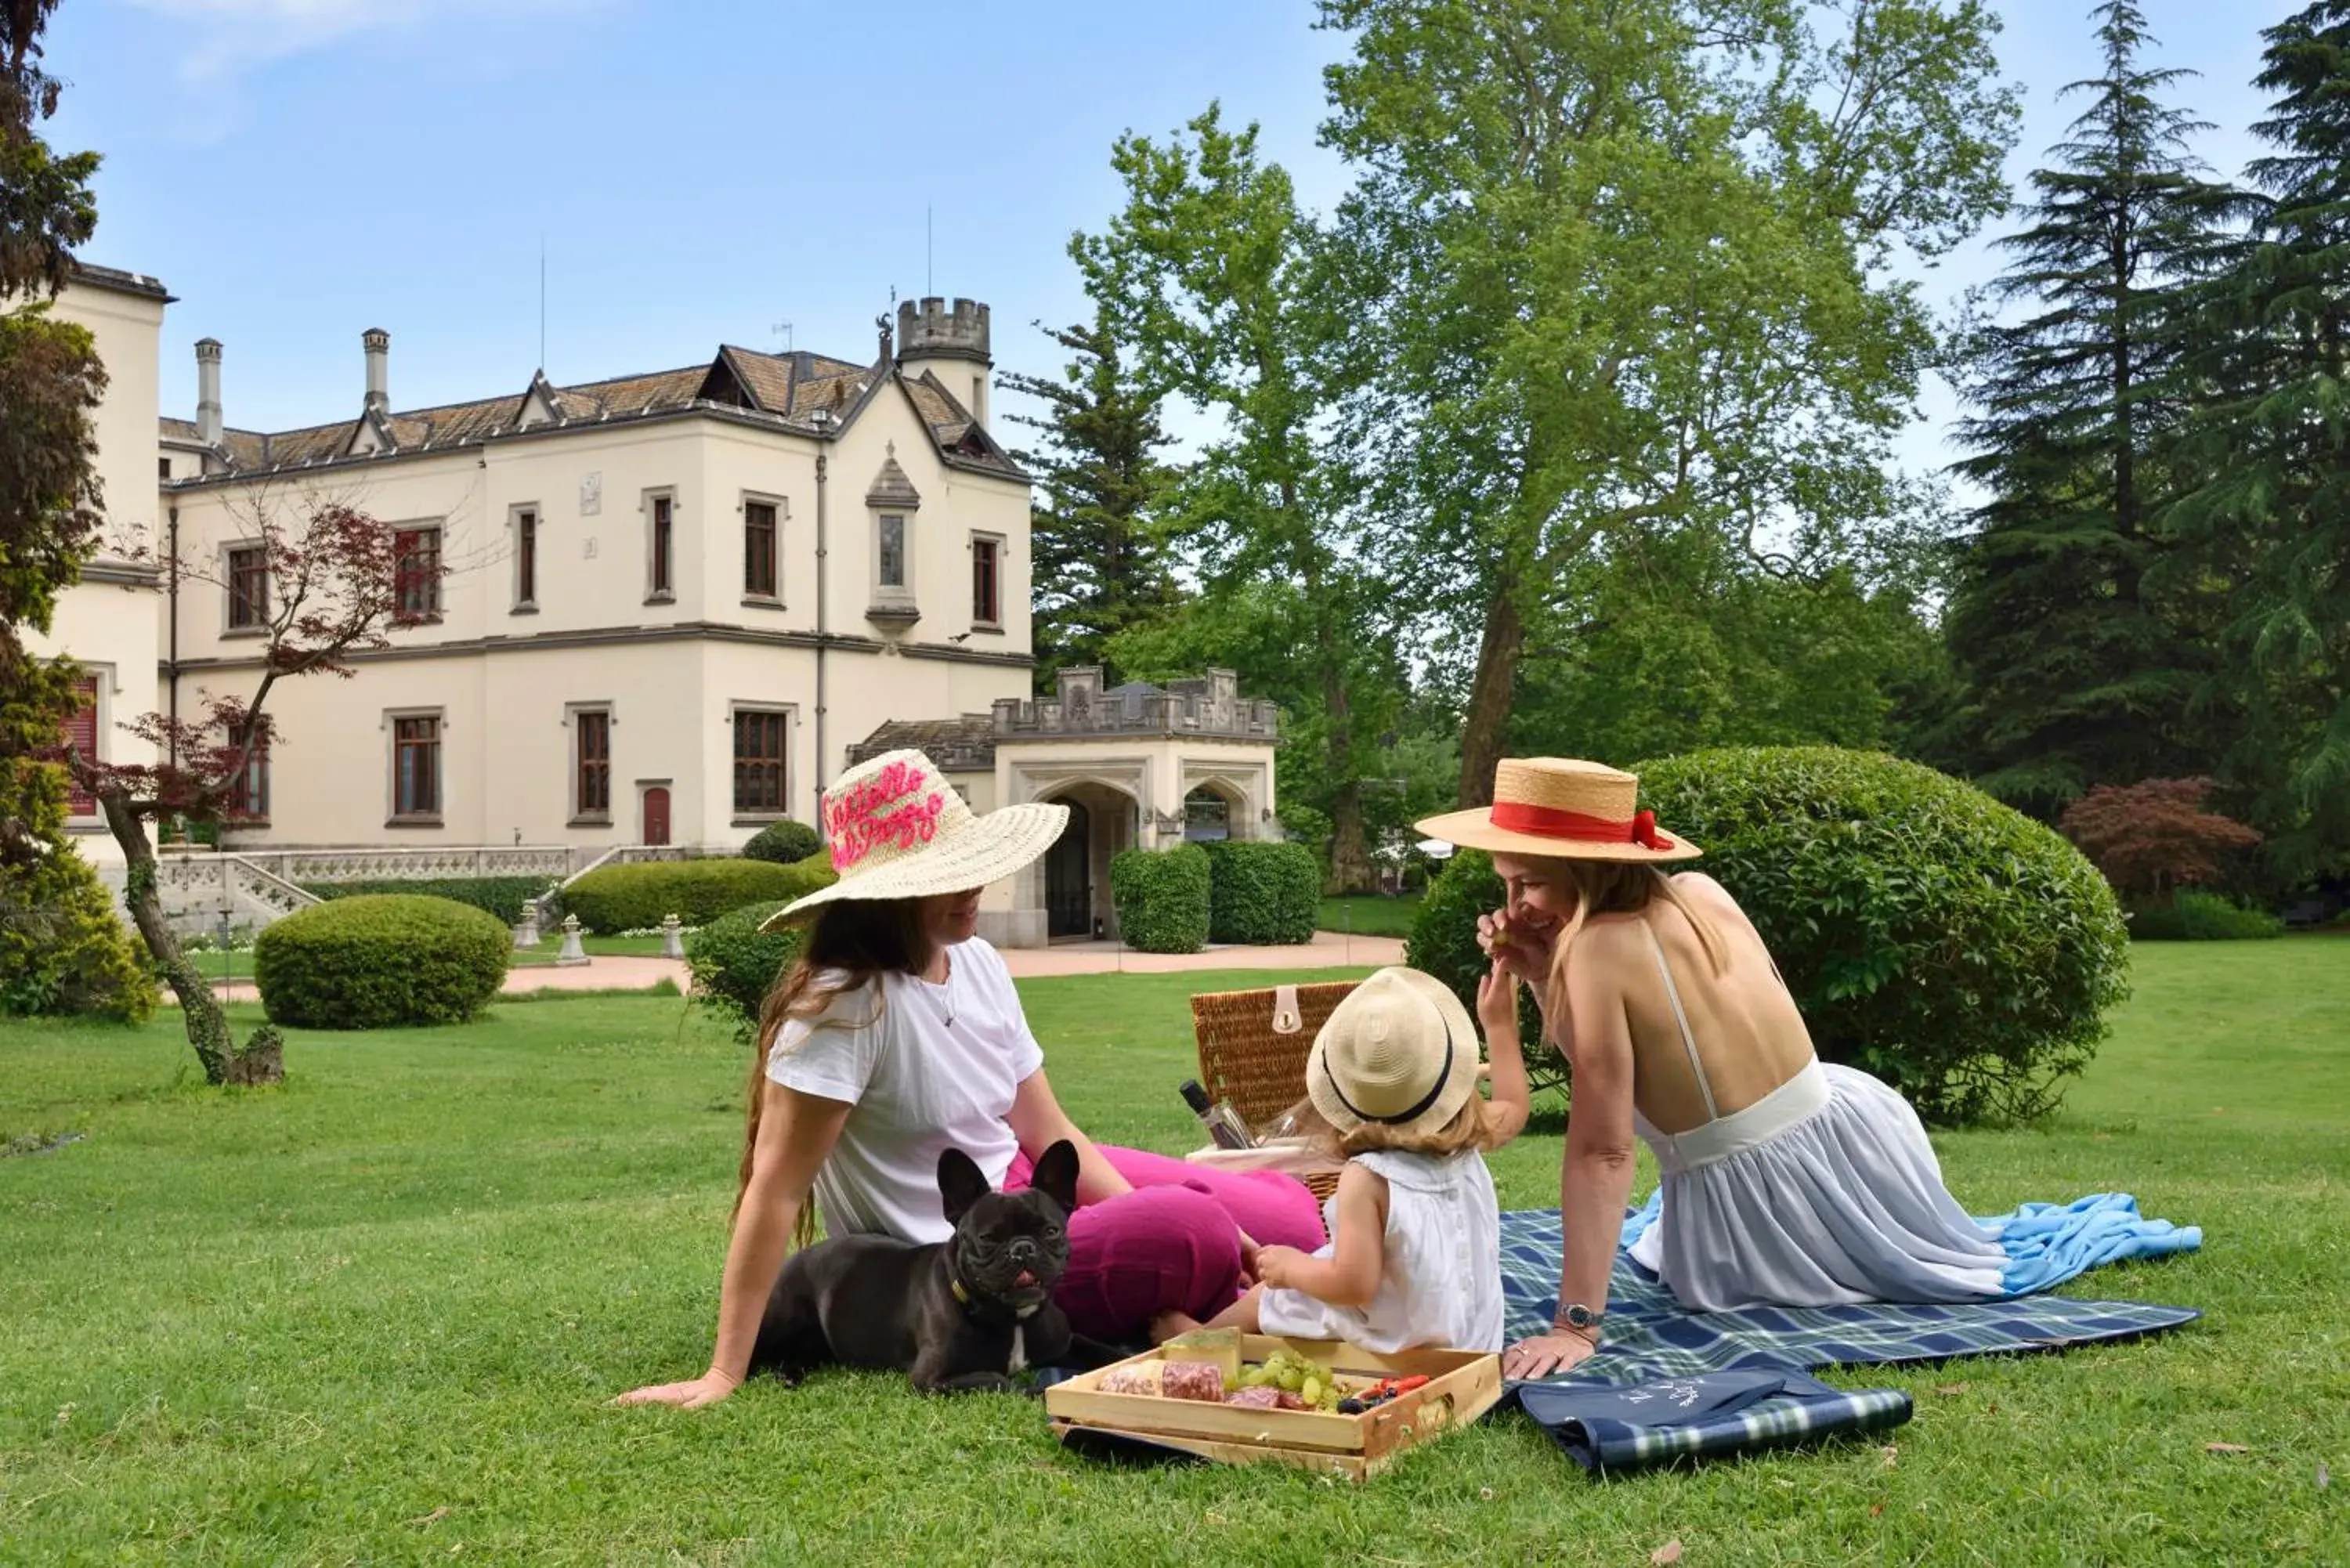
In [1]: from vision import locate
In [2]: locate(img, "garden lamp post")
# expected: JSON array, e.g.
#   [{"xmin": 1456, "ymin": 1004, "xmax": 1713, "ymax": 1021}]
[{"xmin": 215, "ymin": 899, "xmax": 233, "ymax": 992}]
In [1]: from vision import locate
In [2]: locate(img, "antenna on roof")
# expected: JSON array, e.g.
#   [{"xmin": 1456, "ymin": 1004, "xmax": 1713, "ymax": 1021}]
[
  {"xmin": 926, "ymin": 204, "xmax": 933, "ymax": 298},
  {"xmin": 772, "ymin": 320, "xmax": 794, "ymax": 354},
  {"xmin": 538, "ymin": 232, "xmax": 548, "ymax": 374}
]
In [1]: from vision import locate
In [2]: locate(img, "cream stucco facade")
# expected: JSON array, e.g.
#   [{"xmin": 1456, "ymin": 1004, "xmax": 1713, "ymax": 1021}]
[
  {"xmin": 31, "ymin": 271, "xmax": 1287, "ymax": 945},
  {"xmin": 20, "ymin": 268, "xmax": 171, "ymax": 865}
]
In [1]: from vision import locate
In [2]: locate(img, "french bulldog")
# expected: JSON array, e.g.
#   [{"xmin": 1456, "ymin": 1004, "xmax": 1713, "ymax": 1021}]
[{"xmin": 747, "ymin": 1138, "xmax": 1108, "ymax": 1393}]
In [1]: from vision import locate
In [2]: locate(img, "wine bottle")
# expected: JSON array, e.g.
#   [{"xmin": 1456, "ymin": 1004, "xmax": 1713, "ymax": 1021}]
[{"xmin": 1179, "ymin": 1079, "xmax": 1256, "ymax": 1151}]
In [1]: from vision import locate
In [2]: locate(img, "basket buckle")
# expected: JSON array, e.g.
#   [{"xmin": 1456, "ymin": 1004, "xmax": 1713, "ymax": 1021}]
[{"xmin": 1270, "ymin": 985, "xmax": 1302, "ymax": 1035}]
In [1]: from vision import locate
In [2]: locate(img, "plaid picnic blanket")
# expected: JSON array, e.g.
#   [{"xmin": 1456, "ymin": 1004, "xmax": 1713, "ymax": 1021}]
[
  {"xmin": 1514, "ymin": 1368, "xmax": 1915, "ymax": 1474},
  {"xmin": 1499, "ymin": 1208, "xmax": 2201, "ymax": 1386}
]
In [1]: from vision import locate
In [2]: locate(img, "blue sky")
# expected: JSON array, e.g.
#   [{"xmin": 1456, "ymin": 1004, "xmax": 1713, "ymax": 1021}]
[{"xmin": 50, "ymin": 0, "xmax": 2294, "ymax": 484}]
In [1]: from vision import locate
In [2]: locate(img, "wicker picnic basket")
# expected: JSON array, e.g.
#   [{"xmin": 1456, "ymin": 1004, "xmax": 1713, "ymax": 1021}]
[{"xmin": 1189, "ymin": 981, "xmax": 1361, "ymax": 1202}]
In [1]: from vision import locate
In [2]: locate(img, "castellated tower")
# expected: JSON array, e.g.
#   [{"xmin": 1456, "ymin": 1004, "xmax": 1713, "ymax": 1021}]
[{"xmin": 895, "ymin": 296, "xmax": 992, "ymax": 428}]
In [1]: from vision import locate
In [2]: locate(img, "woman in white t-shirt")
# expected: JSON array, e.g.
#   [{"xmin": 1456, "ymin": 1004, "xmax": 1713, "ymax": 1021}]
[{"xmin": 617, "ymin": 749, "xmax": 1327, "ymax": 1410}]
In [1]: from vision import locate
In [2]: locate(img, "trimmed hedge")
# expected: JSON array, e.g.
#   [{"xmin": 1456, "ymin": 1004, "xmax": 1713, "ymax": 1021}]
[
  {"xmin": 1410, "ymin": 747, "xmax": 2131, "ymax": 1125},
  {"xmin": 559, "ymin": 858, "xmax": 832, "ymax": 934},
  {"xmin": 304, "ymin": 875, "xmax": 549, "ymax": 926},
  {"xmin": 253, "ymin": 894, "xmax": 509, "ymax": 1029},
  {"xmin": 1205, "ymin": 840, "xmax": 1321, "ymax": 945},
  {"xmin": 742, "ymin": 819, "xmax": 822, "ymax": 865},
  {"xmin": 685, "ymin": 899, "xmax": 804, "ymax": 1039},
  {"xmin": 2128, "ymin": 889, "xmax": 2284, "ymax": 941},
  {"xmin": 1111, "ymin": 844, "xmax": 1212, "ymax": 954}
]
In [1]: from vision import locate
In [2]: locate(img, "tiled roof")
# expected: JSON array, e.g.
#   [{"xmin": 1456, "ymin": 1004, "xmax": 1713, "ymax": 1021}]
[
  {"xmin": 847, "ymin": 715, "xmax": 999, "ymax": 771},
  {"xmin": 158, "ymin": 339, "xmax": 1022, "ymax": 480}
]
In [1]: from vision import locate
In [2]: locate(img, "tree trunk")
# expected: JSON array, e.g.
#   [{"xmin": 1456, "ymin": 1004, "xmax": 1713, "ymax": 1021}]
[
  {"xmin": 1325, "ymin": 782, "xmax": 1375, "ymax": 896},
  {"xmin": 1457, "ymin": 578, "xmax": 1526, "ymax": 807},
  {"xmin": 100, "ymin": 793, "xmax": 277, "ymax": 1085}
]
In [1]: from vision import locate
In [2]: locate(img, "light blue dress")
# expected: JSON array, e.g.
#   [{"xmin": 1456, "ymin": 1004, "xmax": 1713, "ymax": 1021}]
[{"xmin": 1624, "ymin": 925, "xmax": 2007, "ymax": 1312}]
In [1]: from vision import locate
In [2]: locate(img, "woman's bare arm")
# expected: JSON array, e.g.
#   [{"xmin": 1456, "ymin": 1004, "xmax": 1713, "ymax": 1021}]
[{"xmin": 613, "ymin": 1082, "xmax": 851, "ymax": 1407}]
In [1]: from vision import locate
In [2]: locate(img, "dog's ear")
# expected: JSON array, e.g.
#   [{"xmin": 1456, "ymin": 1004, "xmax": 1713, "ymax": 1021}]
[
  {"xmin": 1031, "ymin": 1140, "xmax": 1080, "ymax": 1216},
  {"xmin": 937, "ymin": 1147, "xmax": 992, "ymax": 1224}
]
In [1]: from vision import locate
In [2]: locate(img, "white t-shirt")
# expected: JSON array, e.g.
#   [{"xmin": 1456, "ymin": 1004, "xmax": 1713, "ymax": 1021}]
[{"xmin": 764, "ymin": 938, "xmax": 1043, "ymax": 1245}]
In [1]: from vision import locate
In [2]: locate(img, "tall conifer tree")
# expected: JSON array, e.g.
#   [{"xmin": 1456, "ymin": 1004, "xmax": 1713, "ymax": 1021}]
[{"xmin": 1943, "ymin": 1, "xmax": 2232, "ymax": 815}]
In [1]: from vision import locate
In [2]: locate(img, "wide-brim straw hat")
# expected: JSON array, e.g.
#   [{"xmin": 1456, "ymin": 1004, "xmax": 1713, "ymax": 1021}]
[
  {"xmin": 1416, "ymin": 757, "xmax": 1701, "ymax": 864},
  {"xmin": 1307, "ymin": 967, "xmax": 1484, "ymax": 1140},
  {"xmin": 757, "ymin": 749, "xmax": 1069, "ymax": 930}
]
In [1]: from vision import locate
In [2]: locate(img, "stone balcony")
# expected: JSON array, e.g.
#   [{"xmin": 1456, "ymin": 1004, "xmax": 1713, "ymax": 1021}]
[{"xmin": 991, "ymin": 667, "xmax": 1278, "ymax": 745}]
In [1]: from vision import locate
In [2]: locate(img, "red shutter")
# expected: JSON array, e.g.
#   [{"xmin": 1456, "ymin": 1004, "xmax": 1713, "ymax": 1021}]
[{"xmin": 65, "ymin": 677, "xmax": 99, "ymax": 815}]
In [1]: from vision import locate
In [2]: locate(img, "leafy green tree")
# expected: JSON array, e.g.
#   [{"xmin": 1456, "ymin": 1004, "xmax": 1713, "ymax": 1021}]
[
  {"xmin": 2167, "ymin": 0, "xmax": 2350, "ymax": 880},
  {"xmin": 1076, "ymin": 107, "xmax": 1397, "ymax": 891},
  {"xmin": 1942, "ymin": 2, "xmax": 2235, "ymax": 816},
  {"xmin": 998, "ymin": 313, "xmax": 1180, "ymax": 692},
  {"xmin": 1315, "ymin": 0, "xmax": 2018, "ymax": 804}
]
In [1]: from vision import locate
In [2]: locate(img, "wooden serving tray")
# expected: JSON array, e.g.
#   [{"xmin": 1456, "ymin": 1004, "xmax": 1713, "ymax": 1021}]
[{"xmin": 1046, "ymin": 1335, "xmax": 1502, "ymax": 1481}]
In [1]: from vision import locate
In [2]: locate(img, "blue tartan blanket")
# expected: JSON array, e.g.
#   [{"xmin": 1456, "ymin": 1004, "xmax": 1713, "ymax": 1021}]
[
  {"xmin": 1499, "ymin": 1207, "xmax": 2201, "ymax": 1387},
  {"xmin": 1514, "ymin": 1368, "xmax": 1914, "ymax": 1474}
]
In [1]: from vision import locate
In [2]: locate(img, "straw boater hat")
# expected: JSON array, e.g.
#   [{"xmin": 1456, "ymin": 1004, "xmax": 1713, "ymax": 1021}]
[
  {"xmin": 1307, "ymin": 967, "xmax": 1484, "ymax": 1140},
  {"xmin": 757, "ymin": 749, "xmax": 1069, "ymax": 930},
  {"xmin": 1415, "ymin": 757, "xmax": 1701, "ymax": 863}
]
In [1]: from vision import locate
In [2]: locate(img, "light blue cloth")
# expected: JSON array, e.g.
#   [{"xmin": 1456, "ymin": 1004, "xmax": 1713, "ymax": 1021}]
[{"xmin": 1617, "ymin": 1188, "xmax": 2200, "ymax": 1301}]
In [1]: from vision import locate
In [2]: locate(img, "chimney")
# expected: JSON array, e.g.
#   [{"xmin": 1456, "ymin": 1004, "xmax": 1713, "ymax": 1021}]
[
  {"xmin": 195, "ymin": 338, "xmax": 223, "ymax": 446},
  {"xmin": 363, "ymin": 327, "xmax": 390, "ymax": 414}
]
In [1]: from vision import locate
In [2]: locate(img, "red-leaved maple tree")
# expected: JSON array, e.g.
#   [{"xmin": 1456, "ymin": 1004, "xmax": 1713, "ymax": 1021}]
[
  {"xmin": 2058, "ymin": 776, "xmax": 2263, "ymax": 904},
  {"xmin": 56, "ymin": 494, "xmax": 445, "ymax": 1083}
]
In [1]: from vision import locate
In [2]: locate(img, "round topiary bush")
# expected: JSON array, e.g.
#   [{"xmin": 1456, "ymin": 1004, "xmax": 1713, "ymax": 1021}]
[
  {"xmin": 559, "ymin": 858, "xmax": 830, "ymax": 934},
  {"xmin": 685, "ymin": 899, "xmax": 804, "ymax": 1039},
  {"xmin": 1111, "ymin": 844, "xmax": 1212, "ymax": 954},
  {"xmin": 1204, "ymin": 840, "xmax": 1322, "ymax": 945},
  {"xmin": 253, "ymin": 894, "xmax": 510, "ymax": 1029},
  {"xmin": 742, "ymin": 819, "xmax": 822, "ymax": 865},
  {"xmin": 1411, "ymin": 748, "xmax": 2131, "ymax": 1124}
]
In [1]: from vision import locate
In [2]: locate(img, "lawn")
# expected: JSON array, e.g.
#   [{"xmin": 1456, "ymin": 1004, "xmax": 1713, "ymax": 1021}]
[
  {"xmin": 1318, "ymin": 892, "xmax": 1423, "ymax": 939},
  {"xmin": 179, "ymin": 932, "xmax": 674, "ymax": 983},
  {"xmin": 1, "ymin": 944, "xmax": 2342, "ymax": 1563}
]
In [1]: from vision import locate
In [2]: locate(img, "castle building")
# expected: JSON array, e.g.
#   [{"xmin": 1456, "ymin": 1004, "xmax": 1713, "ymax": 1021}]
[{"xmin": 31, "ymin": 271, "xmax": 1281, "ymax": 945}]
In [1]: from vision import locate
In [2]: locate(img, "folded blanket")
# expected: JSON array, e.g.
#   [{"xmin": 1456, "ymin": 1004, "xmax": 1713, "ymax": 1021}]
[
  {"xmin": 1614, "ymin": 1188, "xmax": 2201, "ymax": 1299},
  {"xmin": 1513, "ymin": 1367, "xmax": 1914, "ymax": 1474}
]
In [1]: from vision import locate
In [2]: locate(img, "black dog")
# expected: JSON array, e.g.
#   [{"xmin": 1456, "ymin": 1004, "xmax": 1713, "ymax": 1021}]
[{"xmin": 748, "ymin": 1139, "xmax": 1106, "ymax": 1394}]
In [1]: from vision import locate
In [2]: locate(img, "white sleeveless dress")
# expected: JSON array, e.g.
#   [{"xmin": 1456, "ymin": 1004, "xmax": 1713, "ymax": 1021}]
[
  {"xmin": 1625, "ymin": 925, "xmax": 2006, "ymax": 1312},
  {"xmin": 1257, "ymin": 1147, "xmax": 1505, "ymax": 1353}
]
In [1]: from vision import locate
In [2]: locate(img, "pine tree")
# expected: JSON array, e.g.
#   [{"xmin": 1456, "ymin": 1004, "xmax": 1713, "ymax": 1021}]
[
  {"xmin": 998, "ymin": 313, "xmax": 1177, "ymax": 692},
  {"xmin": 1943, "ymin": 0, "xmax": 2234, "ymax": 816},
  {"xmin": 2168, "ymin": 0, "xmax": 2350, "ymax": 876}
]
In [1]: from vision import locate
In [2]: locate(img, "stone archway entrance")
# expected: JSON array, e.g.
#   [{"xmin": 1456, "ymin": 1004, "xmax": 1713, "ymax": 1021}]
[{"xmin": 1045, "ymin": 799, "xmax": 1092, "ymax": 939}]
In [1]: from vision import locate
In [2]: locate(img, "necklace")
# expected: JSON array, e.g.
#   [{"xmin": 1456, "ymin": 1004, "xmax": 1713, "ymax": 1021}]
[{"xmin": 920, "ymin": 953, "xmax": 956, "ymax": 1028}]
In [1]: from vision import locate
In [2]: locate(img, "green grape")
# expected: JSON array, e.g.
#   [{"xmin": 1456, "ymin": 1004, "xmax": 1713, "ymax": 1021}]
[{"xmin": 1301, "ymin": 1376, "xmax": 1323, "ymax": 1407}]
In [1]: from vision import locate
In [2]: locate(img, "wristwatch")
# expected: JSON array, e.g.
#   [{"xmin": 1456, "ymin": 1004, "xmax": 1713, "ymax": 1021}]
[{"xmin": 1554, "ymin": 1302, "xmax": 1605, "ymax": 1335}]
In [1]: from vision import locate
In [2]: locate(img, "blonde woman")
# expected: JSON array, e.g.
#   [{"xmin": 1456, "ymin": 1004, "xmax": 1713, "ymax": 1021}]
[{"xmin": 1419, "ymin": 759, "xmax": 2005, "ymax": 1382}]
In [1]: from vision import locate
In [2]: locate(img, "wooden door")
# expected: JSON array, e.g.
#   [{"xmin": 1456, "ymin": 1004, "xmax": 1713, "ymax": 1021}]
[
  {"xmin": 642, "ymin": 786, "xmax": 671, "ymax": 847},
  {"xmin": 1046, "ymin": 800, "xmax": 1091, "ymax": 939}
]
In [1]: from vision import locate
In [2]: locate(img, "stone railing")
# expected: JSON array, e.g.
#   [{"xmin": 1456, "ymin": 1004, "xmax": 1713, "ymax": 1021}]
[
  {"xmin": 993, "ymin": 665, "xmax": 1279, "ymax": 744},
  {"xmin": 152, "ymin": 852, "xmax": 323, "ymax": 936},
  {"xmin": 226, "ymin": 845, "xmax": 580, "ymax": 885}
]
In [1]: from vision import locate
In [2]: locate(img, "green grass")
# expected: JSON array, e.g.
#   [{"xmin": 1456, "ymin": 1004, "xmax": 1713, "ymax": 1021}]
[
  {"xmin": 172, "ymin": 933, "xmax": 674, "ymax": 984},
  {"xmin": 2, "ymin": 946, "xmax": 2344, "ymax": 1563},
  {"xmin": 1318, "ymin": 893, "xmax": 1423, "ymax": 939}
]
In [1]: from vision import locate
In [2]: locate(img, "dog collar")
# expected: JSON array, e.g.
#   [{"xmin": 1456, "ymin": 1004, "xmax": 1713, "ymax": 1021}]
[{"xmin": 949, "ymin": 1274, "xmax": 1043, "ymax": 1321}]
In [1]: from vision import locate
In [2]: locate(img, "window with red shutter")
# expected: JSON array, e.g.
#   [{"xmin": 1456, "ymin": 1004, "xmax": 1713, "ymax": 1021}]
[{"xmin": 64, "ymin": 677, "xmax": 99, "ymax": 815}]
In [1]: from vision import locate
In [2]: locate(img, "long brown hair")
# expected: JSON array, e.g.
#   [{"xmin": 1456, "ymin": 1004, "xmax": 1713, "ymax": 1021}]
[
  {"xmin": 735, "ymin": 896, "xmax": 935, "ymax": 1243},
  {"xmin": 1538, "ymin": 862, "xmax": 1728, "ymax": 1031}
]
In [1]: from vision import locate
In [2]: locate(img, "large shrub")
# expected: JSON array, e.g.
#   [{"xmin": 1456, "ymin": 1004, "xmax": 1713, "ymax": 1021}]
[
  {"xmin": 2127, "ymin": 889, "xmax": 2284, "ymax": 941},
  {"xmin": 254, "ymin": 894, "xmax": 509, "ymax": 1029},
  {"xmin": 1111, "ymin": 844, "xmax": 1212, "ymax": 954},
  {"xmin": 1205, "ymin": 840, "xmax": 1321, "ymax": 945},
  {"xmin": 304, "ymin": 875, "xmax": 550, "ymax": 926},
  {"xmin": 2057, "ymin": 777, "xmax": 2262, "ymax": 902},
  {"xmin": 1410, "ymin": 748, "xmax": 2131, "ymax": 1124},
  {"xmin": 559, "ymin": 858, "xmax": 829, "ymax": 934},
  {"xmin": 742, "ymin": 819, "xmax": 822, "ymax": 865},
  {"xmin": 685, "ymin": 899, "xmax": 804, "ymax": 1039},
  {"xmin": 0, "ymin": 854, "xmax": 155, "ymax": 1024}
]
